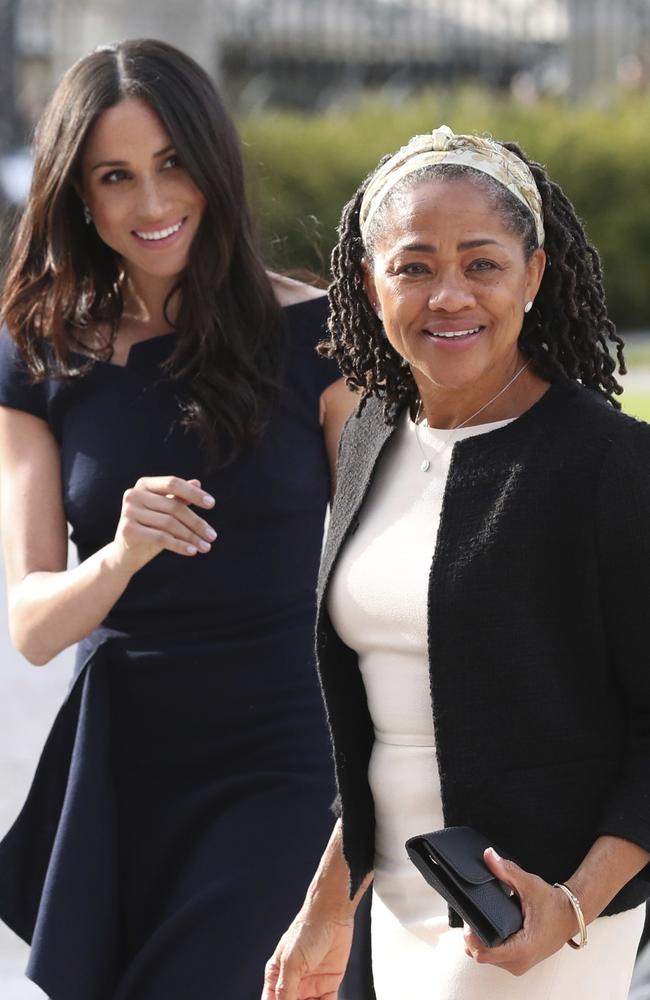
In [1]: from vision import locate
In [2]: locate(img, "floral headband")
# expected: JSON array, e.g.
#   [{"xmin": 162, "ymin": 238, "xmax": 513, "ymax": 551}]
[{"xmin": 359, "ymin": 124, "xmax": 545, "ymax": 247}]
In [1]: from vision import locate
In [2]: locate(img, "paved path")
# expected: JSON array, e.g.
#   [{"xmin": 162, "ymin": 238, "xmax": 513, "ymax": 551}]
[{"xmin": 0, "ymin": 558, "xmax": 74, "ymax": 999}]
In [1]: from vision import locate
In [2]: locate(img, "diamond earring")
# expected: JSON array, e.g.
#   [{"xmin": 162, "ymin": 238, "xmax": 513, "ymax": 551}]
[
  {"xmin": 83, "ymin": 204, "xmax": 92, "ymax": 225},
  {"xmin": 524, "ymin": 300, "xmax": 533, "ymax": 314}
]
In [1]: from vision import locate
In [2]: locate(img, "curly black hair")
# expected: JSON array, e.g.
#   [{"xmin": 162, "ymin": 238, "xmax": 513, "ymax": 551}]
[{"xmin": 323, "ymin": 141, "xmax": 625, "ymax": 422}]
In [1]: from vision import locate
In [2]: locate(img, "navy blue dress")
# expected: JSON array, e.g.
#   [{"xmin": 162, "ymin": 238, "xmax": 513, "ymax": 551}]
[{"xmin": 0, "ymin": 299, "xmax": 340, "ymax": 1000}]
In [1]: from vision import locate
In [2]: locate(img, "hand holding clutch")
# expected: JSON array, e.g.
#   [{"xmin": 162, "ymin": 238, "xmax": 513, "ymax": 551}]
[{"xmin": 405, "ymin": 826, "xmax": 523, "ymax": 947}]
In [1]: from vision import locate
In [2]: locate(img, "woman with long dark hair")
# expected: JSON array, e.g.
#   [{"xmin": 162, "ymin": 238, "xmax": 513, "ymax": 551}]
[{"xmin": 0, "ymin": 38, "xmax": 356, "ymax": 1000}]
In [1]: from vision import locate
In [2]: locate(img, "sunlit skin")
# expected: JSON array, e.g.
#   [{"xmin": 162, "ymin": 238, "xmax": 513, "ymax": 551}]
[
  {"xmin": 79, "ymin": 96, "xmax": 206, "ymax": 335},
  {"xmin": 363, "ymin": 178, "xmax": 548, "ymax": 428}
]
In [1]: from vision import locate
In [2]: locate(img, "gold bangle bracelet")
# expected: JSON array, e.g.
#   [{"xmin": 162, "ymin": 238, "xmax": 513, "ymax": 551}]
[{"xmin": 554, "ymin": 882, "xmax": 588, "ymax": 949}]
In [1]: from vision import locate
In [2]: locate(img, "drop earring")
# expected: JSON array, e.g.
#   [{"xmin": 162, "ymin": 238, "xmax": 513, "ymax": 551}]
[
  {"xmin": 83, "ymin": 204, "xmax": 92, "ymax": 225},
  {"xmin": 524, "ymin": 301, "xmax": 533, "ymax": 314}
]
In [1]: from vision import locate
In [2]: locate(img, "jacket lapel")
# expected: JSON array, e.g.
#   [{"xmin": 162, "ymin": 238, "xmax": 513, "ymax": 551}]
[{"xmin": 318, "ymin": 396, "xmax": 398, "ymax": 607}]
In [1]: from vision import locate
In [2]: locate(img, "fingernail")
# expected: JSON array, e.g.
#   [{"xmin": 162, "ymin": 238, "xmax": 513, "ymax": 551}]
[
  {"xmin": 198, "ymin": 540, "xmax": 211, "ymax": 553},
  {"xmin": 489, "ymin": 847, "xmax": 502, "ymax": 861},
  {"xmin": 205, "ymin": 527, "xmax": 217, "ymax": 541},
  {"xmin": 202, "ymin": 494, "xmax": 215, "ymax": 506},
  {"xmin": 186, "ymin": 544, "xmax": 198, "ymax": 555}
]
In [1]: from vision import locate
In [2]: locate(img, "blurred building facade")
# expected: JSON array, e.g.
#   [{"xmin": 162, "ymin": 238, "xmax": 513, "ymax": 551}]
[{"xmin": 5, "ymin": 0, "xmax": 650, "ymax": 141}]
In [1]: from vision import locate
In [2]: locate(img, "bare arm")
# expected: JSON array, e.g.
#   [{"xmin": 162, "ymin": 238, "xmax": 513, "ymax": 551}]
[
  {"xmin": 263, "ymin": 820, "xmax": 373, "ymax": 1000},
  {"xmin": 320, "ymin": 379, "xmax": 358, "ymax": 495},
  {"xmin": 566, "ymin": 834, "xmax": 650, "ymax": 924},
  {"xmin": 303, "ymin": 820, "xmax": 373, "ymax": 922},
  {"xmin": 0, "ymin": 408, "xmax": 216, "ymax": 665}
]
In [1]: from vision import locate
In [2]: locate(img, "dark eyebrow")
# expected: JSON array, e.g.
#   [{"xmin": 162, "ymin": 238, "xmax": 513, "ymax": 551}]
[
  {"xmin": 458, "ymin": 238, "xmax": 504, "ymax": 250},
  {"xmin": 393, "ymin": 238, "xmax": 505, "ymax": 254},
  {"xmin": 397, "ymin": 242, "xmax": 436, "ymax": 253},
  {"xmin": 90, "ymin": 144, "xmax": 176, "ymax": 173},
  {"xmin": 153, "ymin": 144, "xmax": 176, "ymax": 159}
]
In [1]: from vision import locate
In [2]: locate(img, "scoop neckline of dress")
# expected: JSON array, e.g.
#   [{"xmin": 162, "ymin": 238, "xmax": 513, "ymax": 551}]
[
  {"xmin": 68, "ymin": 331, "xmax": 174, "ymax": 370},
  {"xmin": 67, "ymin": 298, "xmax": 321, "ymax": 370},
  {"xmin": 408, "ymin": 413, "xmax": 515, "ymax": 437}
]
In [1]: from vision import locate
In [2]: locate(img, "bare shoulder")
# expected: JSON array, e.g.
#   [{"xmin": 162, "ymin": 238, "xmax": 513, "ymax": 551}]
[
  {"xmin": 320, "ymin": 378, "xmax": 359, "ymax": 434},
  {"xmin": 320, "ymin": 378, "xmax": 360, "ymax": 493},
  {"xmin": 268, "ymin": 271, "xmax": 328, "ymax": 308},
  {"xmin": 321, "ymin": 376, "xmax": 358, "ymax": 411}
]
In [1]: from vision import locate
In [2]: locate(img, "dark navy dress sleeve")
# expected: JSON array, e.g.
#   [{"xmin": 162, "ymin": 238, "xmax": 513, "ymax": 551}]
[{"xmin": 0, "ymin": 327, "xmax": 48, "ymax": 420}]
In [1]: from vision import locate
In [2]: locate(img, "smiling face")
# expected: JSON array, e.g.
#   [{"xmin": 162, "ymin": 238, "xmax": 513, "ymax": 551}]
[
  {"xmin": 364, "ymin": 176, "xmax": 546, "ymax": 412},
  {"xmin": 80, "ymin": 97, "xmax": 206, "ymax": 288}
]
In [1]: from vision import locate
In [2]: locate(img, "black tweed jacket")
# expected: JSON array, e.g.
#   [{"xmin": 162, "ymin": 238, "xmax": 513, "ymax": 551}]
[{"xmin": 316, "ymin": 380, "xmax": 650, "ymax": 919}]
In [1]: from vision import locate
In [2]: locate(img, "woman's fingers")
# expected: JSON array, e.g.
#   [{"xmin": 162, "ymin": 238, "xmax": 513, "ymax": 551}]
[
  {"xmin": 133, "ymin": 475, "xmax": 215, "ymax": 509},
  {"xmin": 262, "ymin": 915, "xmax": 352, "ymax": 1000},
  {"xmin": 482, "ymin": 847, "xmax": 524, "ymax": 893},
  {"xmin": 121, "ymin": 477, "xmax": 217, "ymax": 552},
  {"xmin": 136, "ymin": 492, "xmax": 217, "ymax": 545},
  {"xmin": 120, "ymin": 520, "xmax": 204, "ymax": 557},
  {"xmin": 272, "ymin": 958, "xmax": 301, "ymax": 1000},
  {"xmin": 262, "ymin": 945, "xmax": 295, "ymax": 1000},
  {"xmin": 463, "ymin": 849, "xmax": 531, "ymax": 966},
  {"xmin": 464, "ymin": 849, "xmax": 579, "ymax": 976},
  {"xmin": 114, "ymin": 475, "xmax": 218, "ymax": 571},
  {"xmin": 133, "ymin": 509, "xmax": 212, "ymax": 552}
]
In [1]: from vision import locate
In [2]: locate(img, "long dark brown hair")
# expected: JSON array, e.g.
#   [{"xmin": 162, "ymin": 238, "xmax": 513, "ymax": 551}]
[{"xmin": 1, "ymin": 38, "xmax": 284, "ymax": 462}]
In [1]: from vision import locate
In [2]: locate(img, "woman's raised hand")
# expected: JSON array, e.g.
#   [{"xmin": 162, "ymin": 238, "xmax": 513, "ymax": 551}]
[
  {"xmin": 110, "ymin": 476, "xmax": 216, "ymax": 576},
  {"xmin": 262, "ymin": 914, "xmax": 354, "ymax": 1000}
]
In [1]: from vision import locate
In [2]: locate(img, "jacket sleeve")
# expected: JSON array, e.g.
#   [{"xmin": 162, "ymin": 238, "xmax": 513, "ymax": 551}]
[{"xmin": 594, "ymin": 418, "xmax": 650, "ymax": 869}]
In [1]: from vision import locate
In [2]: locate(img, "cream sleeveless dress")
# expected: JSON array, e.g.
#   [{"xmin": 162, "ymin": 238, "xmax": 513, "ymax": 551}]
[{"xmin": 328, "ymin": 412, "xmax": 645, "ymax": 1000}]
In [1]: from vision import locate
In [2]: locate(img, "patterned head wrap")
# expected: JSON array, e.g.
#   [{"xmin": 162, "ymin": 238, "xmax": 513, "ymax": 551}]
[{"xmin": 359, "ymin": 124, "xmax": 545, "ymax": 247}]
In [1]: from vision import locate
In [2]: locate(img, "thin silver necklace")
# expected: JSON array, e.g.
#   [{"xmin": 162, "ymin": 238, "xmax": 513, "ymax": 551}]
[{"xmin": 413, "ymin": 360, "xmax": 530, "ymax": 473}]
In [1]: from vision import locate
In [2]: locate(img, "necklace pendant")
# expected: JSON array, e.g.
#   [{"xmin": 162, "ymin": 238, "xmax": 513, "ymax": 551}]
[{"xmin": 420, "ymin": 459, "xmax": 431, "ymax": 473}]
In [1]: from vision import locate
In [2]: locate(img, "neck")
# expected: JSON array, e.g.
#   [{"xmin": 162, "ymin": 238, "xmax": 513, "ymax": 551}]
[
  {"xmin": 415, "ymin": 355, "xmax": 549, "ymax": 429},
  {"xmin": 121, "ymin": 267, "xmax": 181, "ymax": 334}
]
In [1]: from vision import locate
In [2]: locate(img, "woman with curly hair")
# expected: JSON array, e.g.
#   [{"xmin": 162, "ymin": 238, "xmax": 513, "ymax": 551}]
[
  {"xmin": 0, "ymin": 38, "xmax": 359, "ymax": 1000},
  {"xmin": 264, "ymin": 125, "xmax": 650, "ymax": 999}
]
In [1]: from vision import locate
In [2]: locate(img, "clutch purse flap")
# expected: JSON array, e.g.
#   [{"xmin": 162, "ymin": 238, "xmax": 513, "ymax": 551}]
[{"xmin": 405, "ymin": 826, "xmax": 523, "ymax": 947}]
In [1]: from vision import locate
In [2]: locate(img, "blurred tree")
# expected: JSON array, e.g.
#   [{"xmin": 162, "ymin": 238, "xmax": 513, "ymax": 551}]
[{"xmin": 0, "ymin": 0, "xmax": 19, "ymax": 259}]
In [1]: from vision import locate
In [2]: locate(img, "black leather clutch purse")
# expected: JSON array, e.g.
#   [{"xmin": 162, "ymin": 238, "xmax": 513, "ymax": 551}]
[{"xmin": 405, "ymin": 826, "xmax": 523, "ymax": 947}]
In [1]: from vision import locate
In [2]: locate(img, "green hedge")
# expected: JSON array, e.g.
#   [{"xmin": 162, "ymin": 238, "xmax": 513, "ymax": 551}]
[{"xmin": 240, "ymin": 90, "xmax": 650, "ymax": 329}]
